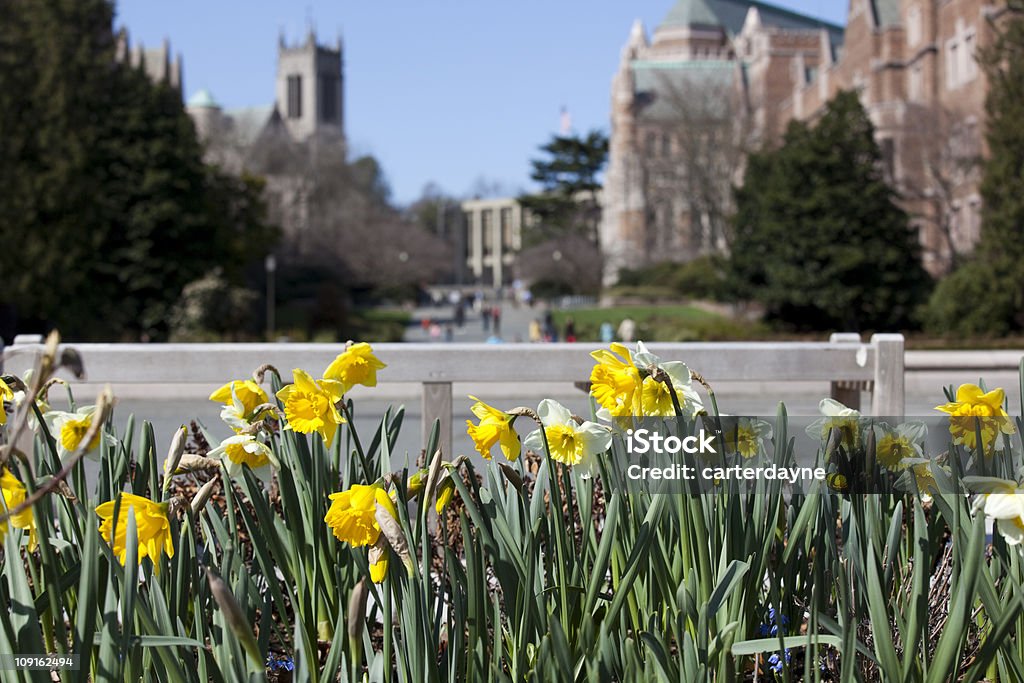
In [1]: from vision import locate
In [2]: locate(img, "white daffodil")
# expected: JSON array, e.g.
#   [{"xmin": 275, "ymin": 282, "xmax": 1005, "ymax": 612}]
[
  {"xmin": 807, "ymin": 399, "xmax": 862, "ymax": 449},
  {"xmin": 629, "ymin": 341, "xmax": 703, "ymax": 418},
  {"xmin": 968, "ymin": 477, "xmax": 1024, "ymax": 545},
  {"xmin": 43, "ymin": 406, "xmax": 103, "ymax": 461},
  {"xmin": 722, "ymin": 417, "xmax": 773, "ymax": 459},
  {"xmin": 873, "ymin": 421, "xmax": 927, "ymax": 471},
  {"xmin": 523, "ymin": 399, "xmax": 612, "ymax": 479},
  {"xmin": 208, "ymin": 434, "xmax": 277, "ymax": 483}
]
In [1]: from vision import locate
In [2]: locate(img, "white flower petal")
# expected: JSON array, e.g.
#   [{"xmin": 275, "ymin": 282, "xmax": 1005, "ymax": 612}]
[
  {"xmin": 522, "ymin": 429, "xmax": 544, "ymax": 454},
  {"xmin": 537, "ymin": 399, "xmax": 572, "ymax": 428}
]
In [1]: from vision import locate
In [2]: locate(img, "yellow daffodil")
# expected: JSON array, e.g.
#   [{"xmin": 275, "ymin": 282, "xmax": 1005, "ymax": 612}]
[
  {"xmin": 873, "ymin": 422, "xmax": 926, "ymax": 471},
  {"xmin": 0, "ymin": 378, "xmax": 13, "ymax": 426},
  {"xmin": 368, "ymin": 539, "xmax": 389, "ymax": 583},
  {"xmin": 324, "ymin": 483, "xmax": 400, "ymax": 583},
  {"xmin": 723, "ymin": 417, "xmax": 773, "ymax": 459},
  {"xmin": 523, "ymin": 399, "xmax": 612, "ymax": 477},
  {"xmin": 325, "ymin": 484, "xmax": 397, "ymax": 546},
  {"xmin": 95, "ymin": 493, "xmax": 174, "ymax": 572},
  {"xmin": 590, "ymin": 343, "xmax": 642, "ymax": 419},
  {"xmin": 276, "ymin": 369, "xmax": 346, "ymax": 447},
  {"xmin": 807, "ymin": 399, "xmax": 862, "ymax": 450},
  {"xmin": 633, "ymin": 342, "xmax": 703, "ymax": 418},
  {"xmin": 208, "ymin": 434, "xmax": 277, "ymax": 482},
  {"xmin": 0, "ymin": 469, "xmax": 37, "ymax": 551},
  {"xmin": 405, "ymin": 470, "xmax": 427, "ymax": 497},
  {"xmin": 901, "ymin": 457, "xmax": 944, "ymax": 500},
  {"xmin": 210, "ymin": 379, "xmax": 270, "ymax": 432},
  {"xmin": 466, "ymin": 396, "xmax": 520, "ymax": 461},
  {"xmin": 43, "ymin": 407, "xmax": 103, "ymax": 460},
  {"xmin": 323, "ymin": 343, "xmax": 386, "ymax": 393},
  {"xmin": 936, "ymin": 384, "xmax": 1015, "ymax": 453},
  {"xmin": 435, "ymin": 475, "xmax": 456, "ymax": 514}
]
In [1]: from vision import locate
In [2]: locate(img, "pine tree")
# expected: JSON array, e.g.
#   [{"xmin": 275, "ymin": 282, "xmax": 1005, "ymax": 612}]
[
  {"xmin": 731, "ymin": 90, "xmax": 930, "ymax": 331},
  {"xmin": 0, "ymin": 0, "xmax": 275, "ymax": 340},
  {"xmin": 517, "ymin": 130, "xmax": 608, "ymax": 246}
]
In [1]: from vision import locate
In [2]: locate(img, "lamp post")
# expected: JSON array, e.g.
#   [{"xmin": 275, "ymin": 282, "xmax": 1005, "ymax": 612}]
[{"xmin": 265, "ymin": 254, "xmax": 277, "ymax": 341}]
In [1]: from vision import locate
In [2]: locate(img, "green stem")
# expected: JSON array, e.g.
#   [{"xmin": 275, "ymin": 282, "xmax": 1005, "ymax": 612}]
[{"xmin": 538, "ymin": 426, "xmax": 573, "ymax": 637}]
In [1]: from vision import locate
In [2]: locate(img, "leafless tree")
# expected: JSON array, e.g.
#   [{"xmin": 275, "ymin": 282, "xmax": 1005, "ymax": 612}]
[
  {"xmin": 226, "ymin": 129, "xmax": 451, "ymax": 289},
  {"xmin": 638, "ymin": 73, "xmax": 755, "ymax": 258},
  {"xmin": 516, "ymin": 234, "xmax": 602, "ymax": 295},
  {"xmin": 897, "ymin": 104, "xmax": 983, "ymax": 272}
]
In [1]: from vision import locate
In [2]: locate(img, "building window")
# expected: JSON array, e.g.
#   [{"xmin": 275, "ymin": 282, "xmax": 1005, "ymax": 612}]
[
  {"xmin": 500, "ymin": 208, "xmax": 514, "ymax": 249},
  {"xmin": 645, "ymin": 131, "xmax": 657, "ymax": 157},
  {"xmin": 962, "ymin": 29, "xmax": 977, "ymax": 81},
  {"xmin": 909, "ymin": 63, "xmax": 924, "ymax": 101},
  {"xmin": 946, "ymin": 39, "xmax": 959, "ymax": 89},
  {"xmin": 319, "ymin": 74, "xmax": 338, "ymax": 123},
  {"xmin": 907, "ymin": 5, "xmax": 921, "ymax": 47},
  {"xmin": 481, "ymin": 210, "xmax": 493, "ymax": 253},
  {"xmin": 287, "ymin": 75, "xmax": 302, "ymax": 119},
  {"xmin": 464, "ymin": 212, "xmax": 474, "ymax": 256}
]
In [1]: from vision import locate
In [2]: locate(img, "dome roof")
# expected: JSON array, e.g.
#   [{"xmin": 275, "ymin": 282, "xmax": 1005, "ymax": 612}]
[{"xmin": 187, "ymin": 88, "xmax": 219, "ymax": 108}]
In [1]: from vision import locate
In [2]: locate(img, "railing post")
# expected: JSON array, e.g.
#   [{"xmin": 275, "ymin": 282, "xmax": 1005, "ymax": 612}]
[
  {"xmin": 422, "ymin": 381, "xmax": 453, "ymax": 459},
  {"xmin": 870, "ymin": 334, "xmax": 905, "ymax": 419},
  {"xmin": 829, "ymin": 333, "xmax": 863, "ymax": 411}
]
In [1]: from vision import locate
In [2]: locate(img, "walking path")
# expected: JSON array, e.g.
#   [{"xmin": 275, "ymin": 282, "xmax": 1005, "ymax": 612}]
[{"xmin": 403, "ymin": 302, "xmax": 550, "ymax": 343}]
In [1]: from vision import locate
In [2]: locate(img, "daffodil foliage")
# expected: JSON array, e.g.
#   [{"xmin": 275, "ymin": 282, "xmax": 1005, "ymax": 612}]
[{"xmin": 2, "ymin": 340, "xmax": 1024, "ymax": 682}]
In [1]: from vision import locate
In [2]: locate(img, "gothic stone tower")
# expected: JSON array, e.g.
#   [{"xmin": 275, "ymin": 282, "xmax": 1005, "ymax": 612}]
[
  {"xmin": 601, "ymin": 0, "xmax": 843, "ymax": 285},
  {"xmin": 275, "ymin": 30, "xmax": 345, "ymax": 143}
]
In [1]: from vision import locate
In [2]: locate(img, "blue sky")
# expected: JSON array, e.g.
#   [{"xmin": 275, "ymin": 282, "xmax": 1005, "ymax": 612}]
[{"xmin": 117, "ymin": 1, "xmax": 848, "ymax": 205}]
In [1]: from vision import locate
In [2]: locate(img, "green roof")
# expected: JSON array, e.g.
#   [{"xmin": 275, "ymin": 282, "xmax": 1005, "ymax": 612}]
[
  {"xmin": 659, "ymin": 0, "xmax": 844, "ymax": 50},
  {"xmin": 871, "ymin": 0, "xmax": 900, "ymax": 27},
  {"xmin": 662, "ymin": 0, "xmax": 720, "ymax": 28},
  {"xmin": 631, "ymin": 60, "xmax": 737, "ymax": 121},
  {"xmin": 187, "ymin": 88, "xmax": 219, "ymax": 108}
]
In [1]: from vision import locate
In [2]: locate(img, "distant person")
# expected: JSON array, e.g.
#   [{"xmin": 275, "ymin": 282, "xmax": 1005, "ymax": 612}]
[
  {"xmin": 429, "ymin": 322, "xmax": 442, "ymax": 341},
  {"xmin": 523, "ymin": 289, "xmax": 534, "ymax": 307},
  {"xmin": 528, "ymin": 319, "xmax": 543, "ymax": 343},
  {"xmin": 618, "ymin": 317, "xmax": 636, "ymax": 343},
  {"xmin": 564, "ymin": 317, "xmax": 577, "ymax": 343},
  {"xmin": 444, "ymin": 322, "xmax": 454, "ymax": 342},
  {"xmin": 420, "ymin": 317, "xmax": 431, "ymax": 332},
  {"xmin": 542, "ymin": 310, "xmax": 557, "ymax": 342},
  {"xmin": 600, "ymin": 321, "xmax": 614, "ymax": 344},
  {"xmin": 482, "ymin": 307, "xmax": 492, "ymax": 331},
  {"xmin": 492, "ymin": 305, "xmax": 502, "ymax": 336},
  {"xmin": 454, "ymin": 301, "xmax": 465, "ymax": 328}
]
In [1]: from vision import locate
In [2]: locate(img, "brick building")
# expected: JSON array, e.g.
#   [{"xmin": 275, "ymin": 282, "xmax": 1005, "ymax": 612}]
[{"xmin": 602, "ymin": 0, "xmax": 1004, "ymax": 283}]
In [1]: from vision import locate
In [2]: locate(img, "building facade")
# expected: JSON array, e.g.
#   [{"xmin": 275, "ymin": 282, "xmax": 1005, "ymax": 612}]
[
  {"xmin": 461, "ymin": 198, "xmax": 526, "ymax": 288},
  {"xmin": 602, "ymin": 0, "xmax": 1001, "ymax": 282}
]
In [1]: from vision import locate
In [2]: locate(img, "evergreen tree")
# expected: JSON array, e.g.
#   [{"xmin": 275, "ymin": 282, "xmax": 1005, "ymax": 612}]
[
  {"xmin": 0, "ymin": 0, "xmax": 275, "ymax": 340},
  {"xmin": 925, "ymin": 0, "xmax": 1024, "ymax": 336},
  {"xmin": 518, "ymin": 130, "xmax": 608, "ymax": 245},
  {"xmin": 731, "ymin": 90, "xmax": 930, "ymax": 331}
]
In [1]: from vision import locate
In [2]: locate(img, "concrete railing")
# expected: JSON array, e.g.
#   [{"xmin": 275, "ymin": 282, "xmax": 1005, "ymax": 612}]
[{"xmin": 1, "ymin": 335, "xmax": 905, "ymax": 455}]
